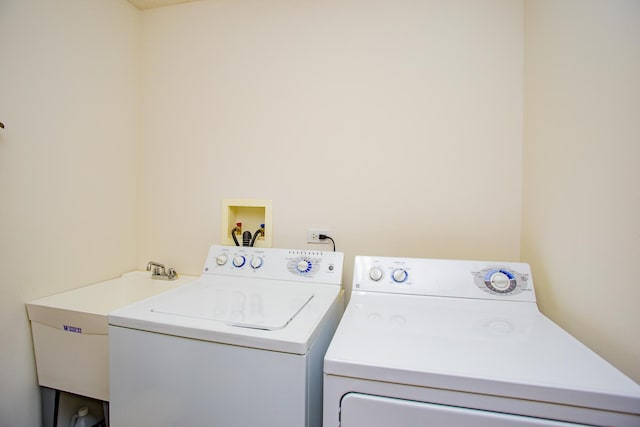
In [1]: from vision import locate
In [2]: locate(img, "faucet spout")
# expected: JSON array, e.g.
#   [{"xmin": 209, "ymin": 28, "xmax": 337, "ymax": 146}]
[{"xmin": 147, "ymin": 261, "xmax": 164, "ymax": 272}]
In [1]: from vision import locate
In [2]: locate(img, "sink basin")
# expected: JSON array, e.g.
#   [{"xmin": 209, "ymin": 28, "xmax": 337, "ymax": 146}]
[{"xmin": 26, "ymin": 271, "xmax": 197, "ymax": 401}]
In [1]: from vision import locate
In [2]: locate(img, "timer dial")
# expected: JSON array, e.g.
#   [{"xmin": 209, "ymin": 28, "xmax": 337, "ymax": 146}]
[
  {"xmin": 297, "ymin": 259, "xmax": 312, "ymax": 273},
  {"xmin": 484, "ymin": 269, "xmax": 517, "ymax": 293},
  {"xmin": 216, "ymin": 254, "xmax": 228, "ymax": 266},
  {"xmin": 490, "ymin": 272, "xmax": 510, "ymax": 290}
]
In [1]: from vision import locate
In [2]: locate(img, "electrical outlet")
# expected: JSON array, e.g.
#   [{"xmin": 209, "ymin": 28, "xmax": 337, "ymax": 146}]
[{"xmin": 307, "ymin": 229, "xmax": 329, "ymax": 243}]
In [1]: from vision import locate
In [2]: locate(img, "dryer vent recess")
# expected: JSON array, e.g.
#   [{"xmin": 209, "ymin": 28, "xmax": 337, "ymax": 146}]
[{"xmin": 221, "ymin": 199, "xmax": 272, "ymax": 248}]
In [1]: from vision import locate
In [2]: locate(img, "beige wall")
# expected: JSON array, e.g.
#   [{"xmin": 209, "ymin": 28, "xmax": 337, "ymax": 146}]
[
  {"xmin": 137, "ymin": 0, "xmax": 524, "ymax": 285},
  {"xmin": 523, "ymin": 0, "xmax": 640, "ymax": 381},
  {"xmin": 6, "ymin": 0, "xmax": 639, "ymax": 425},
  {"xmin": 0, "ymin": 0, "xmax": 140, "ymax": 425}
]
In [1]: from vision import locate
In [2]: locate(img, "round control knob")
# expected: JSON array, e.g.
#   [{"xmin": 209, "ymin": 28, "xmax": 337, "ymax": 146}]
[
  {"xmin": 490, "ymin": 271, "xmax": 511, "ymax": 291},
  {"xmin": 297, "ymin": 259, "xmax": 312, "ymax": 273},
  {"xmin": 484, "ymin": 269, "xmax": 516, "ymax": 293},
  {"xmin": 369, "ymin": 267, "xmax": 384, "ymax": 281},
  {"xmin": 232, "ymin": 255, "xmax": 246, "ymax": 268},
  {"xmin": 392, "ymin": 268, "xmax": 408, "ymax": 283},
  {"xmin": 216, "ymin": 254, "xmax": 228, "ymax": 266},
  {"xmin": 250, "ymin": 256, "xmax": 263, "ymax": 269}
]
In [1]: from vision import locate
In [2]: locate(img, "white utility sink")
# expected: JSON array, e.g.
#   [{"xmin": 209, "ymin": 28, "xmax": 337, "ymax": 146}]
[{"xmin": 26, "ymin": 271, "xmax": 197, "ymax": 401}]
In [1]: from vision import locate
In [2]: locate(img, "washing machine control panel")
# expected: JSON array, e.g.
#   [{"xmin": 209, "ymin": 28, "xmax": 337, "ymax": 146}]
[
  {"xmin": 353, "ymin": 256, "xmax": 535, "ymax": 302},
  {"xmin": 202, "ymin": 245, "xmax": 344, "ymax": 285}
]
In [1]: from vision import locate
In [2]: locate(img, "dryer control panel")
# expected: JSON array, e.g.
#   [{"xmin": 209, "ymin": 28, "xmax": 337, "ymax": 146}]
[
  {"xmin": 202, "ymin": 245, "xmax": 344, "ymax": 285},
  {"xmin": 353, "ymin": 256, "xmax": 535, "ymax": 302}
]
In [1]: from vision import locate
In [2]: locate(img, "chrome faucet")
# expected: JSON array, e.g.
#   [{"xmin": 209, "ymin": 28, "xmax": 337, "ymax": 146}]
[{"xmin": 146, "ymin": 261, "xmax": 178, "ymax": 280}]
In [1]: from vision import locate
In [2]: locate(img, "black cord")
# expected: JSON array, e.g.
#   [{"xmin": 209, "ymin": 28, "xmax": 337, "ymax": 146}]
[
  {"xmin": 231, "ymin": 227, "xmax": 240, "ymax": 246},
  {"xmin": 319, "ymin": 234, "xmax": 336, "ymax": 251},
  {"xmin": 250, "ymin": 226, "xmax": 264, "ymax": 247}
]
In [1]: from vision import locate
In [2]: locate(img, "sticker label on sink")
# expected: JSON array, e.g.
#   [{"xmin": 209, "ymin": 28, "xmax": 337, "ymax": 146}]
[{"xmin": 63, "ymin": 325, "xmax": 82, "ymax": 333}]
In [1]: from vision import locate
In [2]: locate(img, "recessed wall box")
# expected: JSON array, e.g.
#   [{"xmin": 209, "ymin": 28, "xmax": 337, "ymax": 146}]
[{"xmin": 221, "ymin": 199, "xmax": 272, "ymax": 247}]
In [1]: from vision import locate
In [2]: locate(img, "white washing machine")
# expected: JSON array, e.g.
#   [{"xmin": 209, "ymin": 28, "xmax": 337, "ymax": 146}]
[
  {"xmin": 323, "ymin": 256, "xmax": 640, "ymax": 427},
  {"xmin": 109, "ymin": 245, "xmax": 344, "ymax": 427}
]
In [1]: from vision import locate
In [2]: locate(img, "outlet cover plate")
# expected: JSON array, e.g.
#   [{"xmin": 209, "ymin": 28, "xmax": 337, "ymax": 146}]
[{"xmin": 307, "ymin": 229, "xmax": 329, "ymax": 243}]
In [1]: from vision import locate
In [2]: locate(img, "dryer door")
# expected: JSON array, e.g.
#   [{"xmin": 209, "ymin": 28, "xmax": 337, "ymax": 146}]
[{"xmin": 340, "ymin": 394, "xmax": 590, "ymax": 427}]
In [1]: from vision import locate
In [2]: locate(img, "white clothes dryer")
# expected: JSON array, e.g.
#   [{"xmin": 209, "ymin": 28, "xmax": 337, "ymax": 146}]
[
  {"xmin": 109, "ymin": 245, "xmax": 344, "ymax": 427},
  {"xmin": 323, "ymin": 256, "xmax": 640, "ymax": 427}
]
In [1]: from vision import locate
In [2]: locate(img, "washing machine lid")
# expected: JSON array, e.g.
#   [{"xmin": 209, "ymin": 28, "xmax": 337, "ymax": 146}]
[
  {"xmin": 150, "ymin": 281, "xmax": 314, "ymax": 331},
  {"xmin": 109, "ymin": 276, "xmax": 342, "ymax": 354},
  {"xmin": 324, "ymin": 291, "xmax": 640, "ymax": 416}
]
